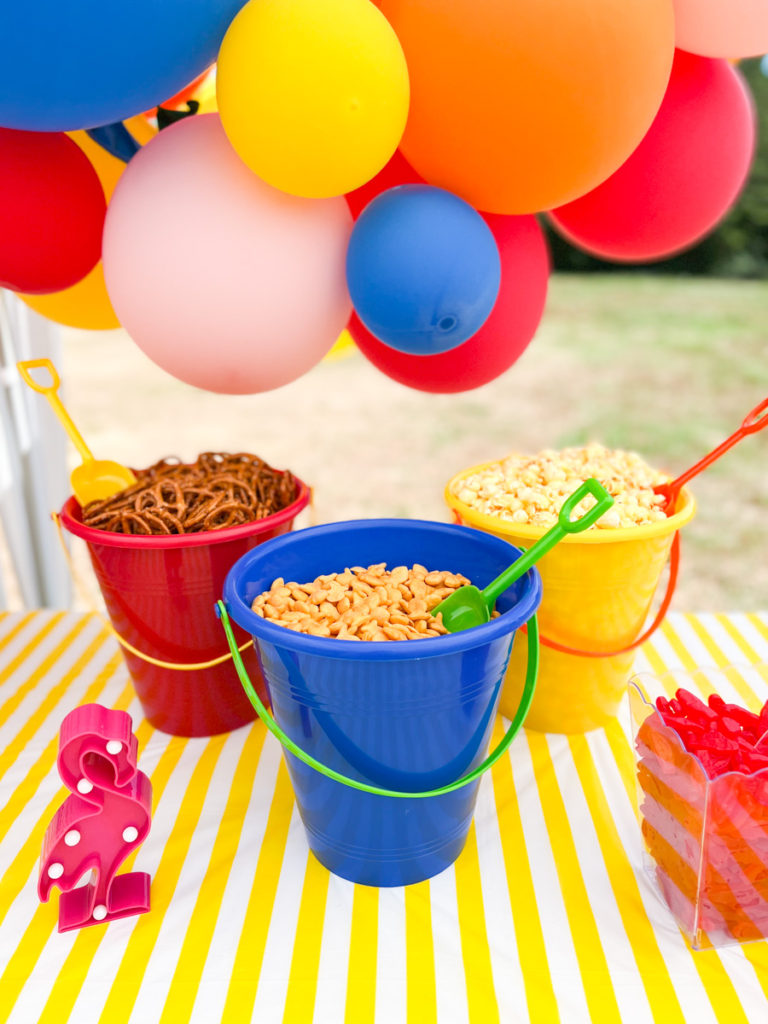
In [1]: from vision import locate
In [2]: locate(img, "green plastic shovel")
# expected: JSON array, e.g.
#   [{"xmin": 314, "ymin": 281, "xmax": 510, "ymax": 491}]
[{"xmin": 433, "ymin": 477, "xmax": 614, "ymax": 633}]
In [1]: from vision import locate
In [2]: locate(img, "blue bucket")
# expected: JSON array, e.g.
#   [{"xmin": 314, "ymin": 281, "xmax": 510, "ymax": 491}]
[{"xmin": 221, "ymin": 518, "xmax": 541, "ymax": 887}]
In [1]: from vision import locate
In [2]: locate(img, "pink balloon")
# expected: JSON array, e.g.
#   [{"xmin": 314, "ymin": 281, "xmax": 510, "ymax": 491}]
[
  {"xmin": 673, "ymin": 0, "xmax": 768, "ymax": 58},
  {"xmin": 350, "ymin": 214, "xmax": 549, "ymax": 393},
  {"xmin": 103, "ymin": 114, "xmax": 352, "ymax": 394},
  {"xmin": 549, "ymin": 52, "xmax": 755, "ymax": 263}
]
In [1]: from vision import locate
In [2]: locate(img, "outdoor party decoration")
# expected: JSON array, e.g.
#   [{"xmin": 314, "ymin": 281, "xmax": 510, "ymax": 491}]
[
  {"xmin": 217, "ymin": 0, "xmax": 410, "ymax": 198},
  {"xmin": 20, "ymin": 266, "xmax": 120, "ymax": 332},
  {"xmin": 3, "ymin": 0, "xmax": 763, "ymax": 399},
  {"xmin": 16, "ymin": 114, "xmax": 158, "ymax": 329},
  {"xmin": 146, "ymin": 68, "xmax": 213, "ymax": 119},
  {"xmin": 37, "ymin": 704, "xmax": 152, "ymax": 932},
  {"xmin": 350, "ymin": 213, "xmax": 549, "ymax": 392},
  {"xmin": 549, "ymin": 52, "xmax": 756, "ymax": 263},
  {"xmin": 0, "ymin": 1, "xmax": 247, "ymax": 131},
  {"xmin": 345, "ymin": 149, "xmax": 423, "ymax": 219},
  {"xmin": 102, "ymin": 114, "xmax": 352, "ymax": 394},
  {"xmin": 673, "ymin": 0, "xmax": 768, "ymax": 59},
  {"xmin": 379, "ymin": 0, "xmax": 676, "ymax": 214},
  {"xmin": 346, "ymin": 185, "xmax": 501, "ymax": 355},
  {"xmin": 0, "ymin": 128, "xmax": 106, "ymax": 295},
  {"xmin": 17, "ymin": 129, "xmax": 131, "ymax": 329}
]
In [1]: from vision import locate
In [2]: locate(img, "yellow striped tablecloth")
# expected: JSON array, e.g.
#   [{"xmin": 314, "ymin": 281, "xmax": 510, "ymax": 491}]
[{"xmin": 1, "ymin": 609, "xmax": 768, "ymax": 1024}]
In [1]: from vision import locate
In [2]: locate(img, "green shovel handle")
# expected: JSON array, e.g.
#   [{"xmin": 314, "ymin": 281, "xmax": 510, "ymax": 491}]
[
  {"xmin": 215, "ymin": 600, "xmax": 539, "ymax": 798},
  {"xmin": 483, "ymin": 477, "xmax": 613, "ymax": 605}
]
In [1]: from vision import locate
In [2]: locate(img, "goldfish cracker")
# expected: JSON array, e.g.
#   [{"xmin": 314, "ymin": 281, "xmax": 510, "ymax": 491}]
[{"xmin": 251, "ymin": 562, "xmax": 477, "ymax": 640}]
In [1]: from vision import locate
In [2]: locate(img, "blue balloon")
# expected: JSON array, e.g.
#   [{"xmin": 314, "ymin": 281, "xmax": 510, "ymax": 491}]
[
  {"xmin": 0, "ymin": 2, "xmax": 247, "ymax": 131},
  {"xmin": 346, "ymin": 185, "xmax": 501, "ymax": 356}
]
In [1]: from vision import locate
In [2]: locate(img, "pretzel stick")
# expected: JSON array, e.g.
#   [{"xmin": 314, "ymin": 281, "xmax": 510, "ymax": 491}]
[{"xmin": 81, "ymin": 452, "xmax": 298, "ymax": 535}]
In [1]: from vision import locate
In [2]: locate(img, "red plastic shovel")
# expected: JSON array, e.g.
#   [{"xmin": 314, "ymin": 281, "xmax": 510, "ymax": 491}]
[{"xmin": 654, "ymin": 395, "xmax": 768, "ymax": 512}]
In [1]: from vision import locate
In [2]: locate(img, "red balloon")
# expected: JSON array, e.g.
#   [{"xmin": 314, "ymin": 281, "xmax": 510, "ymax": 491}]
[
  {"xmin": 548, "ymin": 51, "xmax": 755, "ymax": 262},
  {"xmin": 0, "ymin": 128, "xmax": 106, "ymax": 294},
  {"xmin": 350, "ymin": 213, "xmax": 549, "ymax": 393},
  {"xmin": 345, "ymin": 149, "xmax": 423, "ymax": 219}
]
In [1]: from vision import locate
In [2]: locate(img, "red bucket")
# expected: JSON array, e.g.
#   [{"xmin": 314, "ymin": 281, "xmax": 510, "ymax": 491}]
[{"xmin": 59, "ymin": 477, "xmax": 310, "ymax": 737}]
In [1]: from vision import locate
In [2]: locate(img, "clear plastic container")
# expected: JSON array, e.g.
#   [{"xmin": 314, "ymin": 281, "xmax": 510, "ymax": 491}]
[{"xmin": 629, "ymin": 670, "xmax": 768, "ymax": 950}]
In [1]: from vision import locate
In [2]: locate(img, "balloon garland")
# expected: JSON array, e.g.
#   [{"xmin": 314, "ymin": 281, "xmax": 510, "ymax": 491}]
[
  {"xmin": 549, "ymin": 52, "xmax": 756, "ymax": 263},
  {"xmin": 346, "ymin": 186, "xmax": 501, "ymax": 356},
  {"xmin": 102, "ymin": 115, "xmax": 353, "ymax": 395},
  {"xmin": 0, "ymin": 0, "xmax": 761, "ymax": 394},
  {"xmin": 0, "ymin": 129, "xmax": 106, "ymax": 294}
]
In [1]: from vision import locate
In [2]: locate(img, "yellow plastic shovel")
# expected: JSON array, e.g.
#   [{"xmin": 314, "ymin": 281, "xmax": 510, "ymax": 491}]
[{"xmin": 17, "ymin": 358, "xmax": 137, "ymax": 505}]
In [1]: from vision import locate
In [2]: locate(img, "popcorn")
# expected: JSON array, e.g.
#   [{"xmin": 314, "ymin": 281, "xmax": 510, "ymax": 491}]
[{"xmin": 450, "ymin": 443, "xmax": 671, "ymax": 529}]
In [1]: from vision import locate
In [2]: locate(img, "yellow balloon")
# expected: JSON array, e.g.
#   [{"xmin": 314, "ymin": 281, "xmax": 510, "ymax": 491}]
[
  {"xmin": 194, "ymin": 71, "xmax": 219, "ymax": 114},
  {"xmin": 323, "ymin": 328, "xmax": 357, "ymax": 362},
  {"xmin": 217, "ymin": 0, "xmax": 410, "ymax": 198},
  {"xmin": 19, "ymin": 262, "xmax": 121, "ymax": 330},
  {"xmin": 124, "ymin": 113, "xmax": 158, "ymax": 147}
]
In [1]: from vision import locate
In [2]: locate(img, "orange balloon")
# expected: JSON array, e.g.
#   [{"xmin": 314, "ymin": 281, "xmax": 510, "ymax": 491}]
[
  {"xmin": 380, "ymin": 0, "xmax": 675, "ymax": 214},
  {"xmin": 152, "ymin": 67, "xmax": 211, "ymax": 113},
  {"xmin": 19, "ymin": 261, "xmax": 121, "ymax": 330},
  {"xmin": 124, "ymin": 113, "xmax": 157, "ymax": 146}
]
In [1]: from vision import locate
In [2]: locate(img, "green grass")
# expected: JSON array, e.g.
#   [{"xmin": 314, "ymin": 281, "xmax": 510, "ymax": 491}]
[{"xmin": 507, "ymin": 273, "xmax": 768, "ymax": 611}]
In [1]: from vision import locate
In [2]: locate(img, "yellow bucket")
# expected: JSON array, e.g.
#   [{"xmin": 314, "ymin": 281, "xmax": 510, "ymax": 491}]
[{"xmin": 444, "ymin": 463, "xmax": 696, "ymax": 734}]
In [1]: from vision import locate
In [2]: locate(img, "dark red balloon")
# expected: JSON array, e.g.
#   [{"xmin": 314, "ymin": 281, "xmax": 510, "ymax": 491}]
[
  {"xmin": 549, "ymin": 51, "xmax": 756, "ymax": 262},
  {"xmin": 0, "ymin": 128, "xmax": 107, "ymax": 294},
  {"xmin": 350, "ymin": 213, "xmax": 549, "ymax": 393},
  {"xmin": 345, "ymin": 149, "xmax": 423, "ymax": 219}
]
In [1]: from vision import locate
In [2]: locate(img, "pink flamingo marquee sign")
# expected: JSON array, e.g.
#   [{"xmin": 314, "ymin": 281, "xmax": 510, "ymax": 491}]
[{"xmin": 38, "ymin": 703, "xmax": 152, "ymax": 932}]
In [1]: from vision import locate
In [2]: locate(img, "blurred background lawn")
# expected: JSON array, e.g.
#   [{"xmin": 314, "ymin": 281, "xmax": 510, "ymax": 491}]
[{"xmin": 61, "ymin": 270, "xmax": 767, "ymax": 614}]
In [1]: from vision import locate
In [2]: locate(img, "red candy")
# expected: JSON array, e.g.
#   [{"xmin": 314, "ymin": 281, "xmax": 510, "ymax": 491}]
[
  {"xmin": 638, "ymin": 689, "xmax": 768, "ymax": 946},
  {"xmin": 655, "ymin": 688, "xmax": 768, "ymax": 779}
]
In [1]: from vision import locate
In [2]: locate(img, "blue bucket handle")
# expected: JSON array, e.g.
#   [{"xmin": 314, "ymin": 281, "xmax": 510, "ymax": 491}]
[{"xmin": 215, "ymin": 600, "xmax": 538, "ymax": 798}]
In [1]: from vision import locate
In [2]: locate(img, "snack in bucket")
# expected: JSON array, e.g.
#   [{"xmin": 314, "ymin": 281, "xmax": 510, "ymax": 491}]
[
  {"xmin": 445, "ymin": 443, "xmax": 696, "ymax": 733},
  {"xmin": 80, "ymin": 451, "xmax": 299, "ymax": 535},
  {"xmin": 59, "ymin": 451, "xmax": 310, "ymax": 737},
  {"xmin": 449, "ymin": 443, "xmax": 670, "ymax": 529},
  {"xmin": 251, "ymin": 562, "xmax": 474, "ymax": 640}
]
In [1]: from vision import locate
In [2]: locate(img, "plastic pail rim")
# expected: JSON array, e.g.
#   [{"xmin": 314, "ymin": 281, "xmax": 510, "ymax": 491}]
[
  {"xmin": 58, "ymin": 474, "xmax": 311, "ymax": 549},
  {"xmin": 223, "ymin": 518, "xmax": 541, "ymax": 660},
  {"xmin": 445, "ymin": 462, "xmax": 696, "ymax": 544}
]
